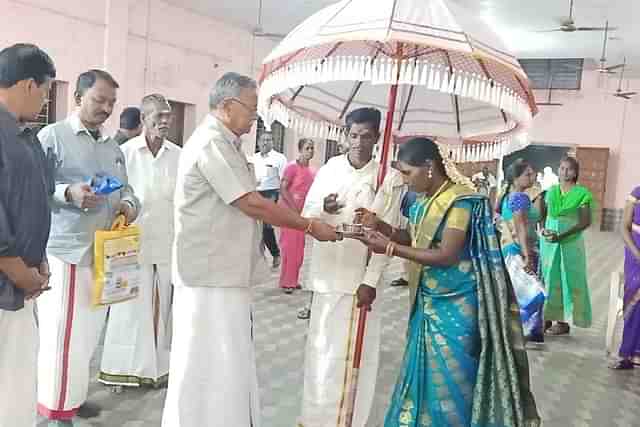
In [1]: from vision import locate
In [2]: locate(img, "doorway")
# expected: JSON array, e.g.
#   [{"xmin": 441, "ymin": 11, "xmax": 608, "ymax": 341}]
[
  {"xmin": 503, "ymin": 144, "xmax": 571, "ymax": 175},
  {"xmin": 168, "ymin": 100, "xmax": 186, "ymax": 146}
]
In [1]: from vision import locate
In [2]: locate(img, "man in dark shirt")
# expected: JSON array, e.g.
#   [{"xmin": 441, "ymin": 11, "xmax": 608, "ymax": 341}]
[
  {"xmin": 112, "ymin": 106, "xmax": 142, "ymax": 145},
  {"xmin": 0, "ymin": 43, "xmax": 56, "ymax": 427}
]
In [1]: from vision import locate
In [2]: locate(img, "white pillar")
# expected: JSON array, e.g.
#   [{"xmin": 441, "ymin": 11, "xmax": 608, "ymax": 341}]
[{"xmin": 103, "ymin": 0, "xmax": 130, "ymax": 132}]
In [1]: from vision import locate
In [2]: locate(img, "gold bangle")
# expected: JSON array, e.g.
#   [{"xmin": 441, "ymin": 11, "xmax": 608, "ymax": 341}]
[{"xmin": 305, "ymin": 219, "xmax": 314, "ymax": 234}]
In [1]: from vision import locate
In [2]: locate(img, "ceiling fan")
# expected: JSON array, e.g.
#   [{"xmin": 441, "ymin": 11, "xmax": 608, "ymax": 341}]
[
  {"xmin": 536, "ymin": 0, "xmax": 618, "ymax": 33},
  {"xmin": 596, "ymin": 21, "xmax": 624, "ymax": 74},
  {"xmin": 612, "ymin": 58, "xmax": 637, "ymax": 100},
  {"xmin": 252, "ymin": 0, "xmax": 287, "ymax": 40}
]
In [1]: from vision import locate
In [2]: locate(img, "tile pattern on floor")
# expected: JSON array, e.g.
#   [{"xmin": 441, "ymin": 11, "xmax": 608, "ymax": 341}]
[{"xmin": 38, "ymin": 231, "xmax": 640, "ymax": 426}]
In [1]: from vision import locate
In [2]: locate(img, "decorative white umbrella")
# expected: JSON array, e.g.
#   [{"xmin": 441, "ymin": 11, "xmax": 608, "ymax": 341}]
[
  {"xmin": 257, "ymin": 3, "xmax": 538, "ymax": 424},
  {"xmin": 258, "ymin": 0, "xmax": 537, "ymax": 181}
]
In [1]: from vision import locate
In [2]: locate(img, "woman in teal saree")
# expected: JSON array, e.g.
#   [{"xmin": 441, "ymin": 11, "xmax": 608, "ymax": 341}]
[{"xmin": 355, "ymin": 138, "xmax": 539, "ymax": 427}]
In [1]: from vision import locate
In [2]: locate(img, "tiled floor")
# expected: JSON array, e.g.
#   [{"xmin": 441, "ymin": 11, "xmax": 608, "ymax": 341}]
[{"xmin": 38, "ymin": 230, "xmax": 640, "ymax": 426}]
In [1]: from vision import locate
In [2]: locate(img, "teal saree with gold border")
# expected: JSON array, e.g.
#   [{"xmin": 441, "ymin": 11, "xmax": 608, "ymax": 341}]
[{"xmin": 384, "ymin": 183, "xmax": 540, "ymax": 427}]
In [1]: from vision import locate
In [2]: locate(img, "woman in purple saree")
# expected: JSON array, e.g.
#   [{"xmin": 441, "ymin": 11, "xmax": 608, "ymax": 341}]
[{"xmin": 613, "ymin": 186, "xmax": 640, "ymax": 369}]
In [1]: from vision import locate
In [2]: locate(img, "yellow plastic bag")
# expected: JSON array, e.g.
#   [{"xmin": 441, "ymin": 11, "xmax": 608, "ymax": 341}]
[{"xmin": 93, "ymin": 215, "xmax": 141, "ymax": 307}]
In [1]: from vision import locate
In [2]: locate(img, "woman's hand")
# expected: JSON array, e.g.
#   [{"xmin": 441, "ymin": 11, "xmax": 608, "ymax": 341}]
[
  {"xmin": 354, "ymin": 230, "xmax": 390, "ymax": 254},
  {"xmin": 523, "ymin": 255, "xmax": 537, "ymax": 275},
  {"xmin": 353, "ymin": 208, "xmax": 379, "ymax": 230}
]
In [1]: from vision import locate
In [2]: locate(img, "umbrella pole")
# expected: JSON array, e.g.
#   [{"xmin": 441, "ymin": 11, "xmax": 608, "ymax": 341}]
[
  {"xmin": 343, "ymin": 306, "xmax": 368, "ymax": 427},
  {"xmin": 377, "ymin": 83, "xmax": 400, "ymax": 188},
  {"xmin": 345, "ymin": 83, "xmax": 400, "ymax": 427}
]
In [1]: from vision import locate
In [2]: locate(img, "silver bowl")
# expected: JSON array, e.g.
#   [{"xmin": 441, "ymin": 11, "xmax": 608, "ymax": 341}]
[{"xmin": 338, "ymin": 223, "xmax": 364, "ymax": 236}]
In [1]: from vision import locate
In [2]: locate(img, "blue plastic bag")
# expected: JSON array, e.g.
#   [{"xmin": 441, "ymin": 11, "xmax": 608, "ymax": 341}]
[{"xmin": 90, "ymin": 175, "xmax": 123, "ymax": 195}]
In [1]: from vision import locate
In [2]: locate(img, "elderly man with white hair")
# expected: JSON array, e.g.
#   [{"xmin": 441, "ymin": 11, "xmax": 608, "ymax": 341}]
[
  {"xmin": 161, "ymin": 72, "xmax": 339, "ymax": 427},
  {"xmin": 99, "ymin": 93, "xmax": 180, "ymax": 391}
]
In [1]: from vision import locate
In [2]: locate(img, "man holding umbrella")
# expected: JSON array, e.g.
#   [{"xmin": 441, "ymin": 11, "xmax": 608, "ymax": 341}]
[{"xmin": 299, "ymin": 107, "xmax": 405, "ymax": 427}]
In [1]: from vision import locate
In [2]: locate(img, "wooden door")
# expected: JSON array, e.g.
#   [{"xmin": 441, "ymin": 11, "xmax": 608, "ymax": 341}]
[{"xmin": 575, "ymin": 146, "xmax": 609, "ymax": 230}]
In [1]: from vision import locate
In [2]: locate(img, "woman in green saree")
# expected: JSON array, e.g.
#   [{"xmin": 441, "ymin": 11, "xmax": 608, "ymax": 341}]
[
  {"xmin": 354, "ymin": 138, "xmax": 539, "ymax": 427},
  {"xmin": 540, "ymin": 157, "xmax": 593, "ymax": 335}
]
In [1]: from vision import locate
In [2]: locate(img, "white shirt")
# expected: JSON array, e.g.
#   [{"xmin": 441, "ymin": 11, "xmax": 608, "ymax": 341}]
[
  {"xmin": 172, "ymin": 115, "xmax": 260, "ymax": 288},
  {"xmin": 121, "ymin": 134, "xmax": 181, "ymax": 265},
  {"xmin": 251, "ymin": 150, "xmax": 287, "ymax": 191},
  {"xmin": 541, "ymin": 170, "xmax": 559, "ymax": 191},
  {"xmin": 303, "ymin": 155, "xmax": 405, "ymax": 294}
]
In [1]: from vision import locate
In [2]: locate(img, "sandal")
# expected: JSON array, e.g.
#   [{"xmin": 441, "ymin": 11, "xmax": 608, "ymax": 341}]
[
  {"xmin": 609, "ymin": 359, "xmax": 634, "ymax": 370},
  {"xmin": 284, "ymin": 288, "xmax": 294, "ymax": 295},
  {"xmin": 546, "ymin": 322, "xmax": 570, "ymax": 335}
]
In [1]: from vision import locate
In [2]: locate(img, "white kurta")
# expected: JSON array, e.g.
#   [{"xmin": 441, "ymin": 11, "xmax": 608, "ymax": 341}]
[
  {"xmin": 0, "ymin": 301, "xmax": 37, "ymax": 427},
  {"xmin": 100, "ymin": 136, "xmax": 180, "ymax": 387},
  {"xmin": 299, "ymin": 155, "xmax": 405, "ymax": 427}
]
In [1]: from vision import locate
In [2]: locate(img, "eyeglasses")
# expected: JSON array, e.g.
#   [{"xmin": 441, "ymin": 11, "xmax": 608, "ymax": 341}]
[{"xmin": 228, "ymin": 98, "xmax": 258, "ymax": 115}]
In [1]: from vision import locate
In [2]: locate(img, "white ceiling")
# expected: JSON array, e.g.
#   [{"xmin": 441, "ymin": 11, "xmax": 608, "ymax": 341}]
[{"xmin": 172, "ymin": 0, "xmax": 640, "ymax": 68}]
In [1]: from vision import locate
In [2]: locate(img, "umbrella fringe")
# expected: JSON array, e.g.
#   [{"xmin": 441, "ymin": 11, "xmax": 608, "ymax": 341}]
[
  {"xmin": 440, "ymin": 71, "xmax": 450, "ymax": 93},
  {"xmin": 260, "ymin": 55, "xmax": 531, "ymax": 122},
  {"xmin": 428, "ymin": 63, "xmax": 440, "ymax": 90},
  {"xmin": 258, "ymin": 55, "xmax": 533, "ymax": 159}
]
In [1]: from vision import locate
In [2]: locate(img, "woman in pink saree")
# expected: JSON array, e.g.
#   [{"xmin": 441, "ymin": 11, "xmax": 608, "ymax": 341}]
[{"xmin": 279, "ymin": 139, "xmax": 316, "ymax": 294}]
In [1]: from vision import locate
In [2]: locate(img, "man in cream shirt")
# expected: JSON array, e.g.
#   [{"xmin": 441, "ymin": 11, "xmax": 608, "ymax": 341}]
[
  {"xmin": 299, "ymin": 107, "xmax": 405, "ymax": 427},
  {"xmin": 161, "ymin": 72, "xmax": 338, "ymax": 427},
  {"xmin": 100, "ymin": 94, "xmax": 180, "ymax": 390}
]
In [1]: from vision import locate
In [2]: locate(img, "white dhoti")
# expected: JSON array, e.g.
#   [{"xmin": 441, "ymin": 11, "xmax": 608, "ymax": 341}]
[
  {"xmin": 161, "ymin": 286, "xmax": 260, "ymax": 427},
  {"xmin": 299, "ymin": 293, "xmax": 381, "ymax": 427},
  {"xmin": 99, "ymin": 263, "xmax": 172, "ymax": 387},
  {"xmin": 0, "ymin": 301, "xmax": 37, "ymax": 427},
  {"xmin": 37, "ymin": 255, "xmax": 107, "ymax": 420}
]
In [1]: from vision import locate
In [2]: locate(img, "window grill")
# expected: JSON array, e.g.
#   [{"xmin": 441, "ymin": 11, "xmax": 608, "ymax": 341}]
[{"xmin": 518, "ymin": 58, "xmax": 584, "ymax": 90}]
